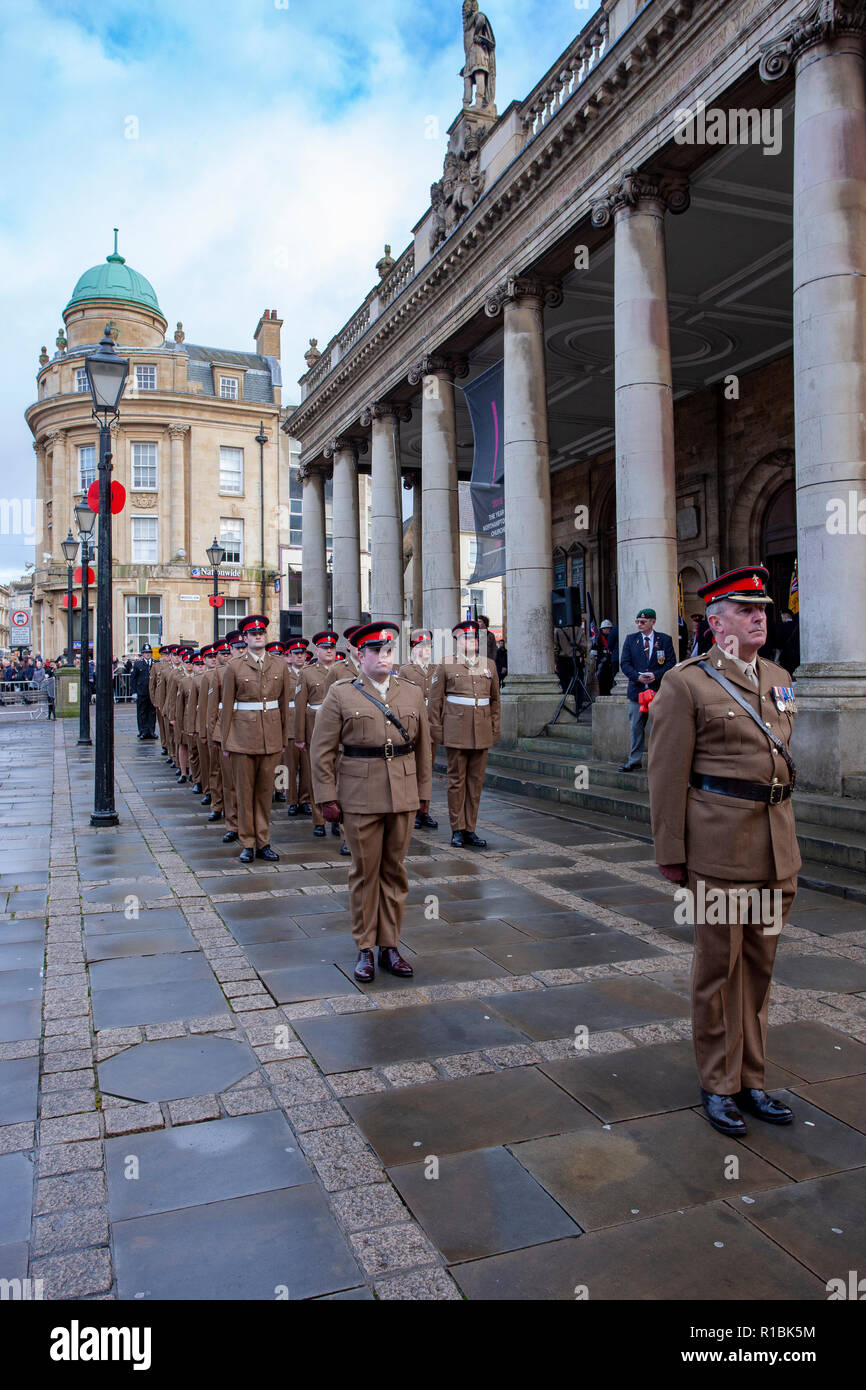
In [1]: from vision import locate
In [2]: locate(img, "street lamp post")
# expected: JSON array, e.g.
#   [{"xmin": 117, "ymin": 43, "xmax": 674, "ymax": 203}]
[
  {"xmin": 206, "ymin": 538, "xmax": 226, "ymax": 643},
  {"xmin": 61, "ymin": 531, "xmax": 79, "ymax": 664},
  {"xmin": 75, "ymin": 495, "xmax": 96, "ymax": 746},
  {"xmin": 255, "ymin": 421, "xmax": 268, "ymax": 614},
  {"xmin": 85, "ymin": 326, "xmax": 129, "ymax": 828}
]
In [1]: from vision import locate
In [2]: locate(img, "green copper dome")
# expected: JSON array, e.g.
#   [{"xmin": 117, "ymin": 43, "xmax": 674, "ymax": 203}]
[{"xmin": 64, "ymin": 232, "xmax": 163, "ymax": 317}]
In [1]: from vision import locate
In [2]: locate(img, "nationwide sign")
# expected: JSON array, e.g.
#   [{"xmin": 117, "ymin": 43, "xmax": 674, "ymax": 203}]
[{"xmin": 190, "ymin": 567, "xmax": 243, "ymax": 580}]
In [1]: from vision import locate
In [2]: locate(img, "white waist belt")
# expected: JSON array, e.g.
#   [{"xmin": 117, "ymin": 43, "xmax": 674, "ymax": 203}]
[
  {"xmin": 234, "ymin": 700, "xmax": 279, "ymax": 711},
  {"xmin": 309, "ymin": 703, "xmax": 322, "ymax": 710},
  {"xmin": 447, "ymin": 695, "xmax": 490, "ymax": 706},
  {"xmin": 289, "ymin": 701, "xmax": 295, "ymax": 708}
]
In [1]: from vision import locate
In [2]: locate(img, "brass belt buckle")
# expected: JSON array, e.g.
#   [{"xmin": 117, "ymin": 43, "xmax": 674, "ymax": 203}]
[
  {"xmin": 384, "ymin": 738, "xmax": 394, "ymax": 761},
  {"xmin": 769, "ymin": 782, "xmax": 784, "ymax": 806}
]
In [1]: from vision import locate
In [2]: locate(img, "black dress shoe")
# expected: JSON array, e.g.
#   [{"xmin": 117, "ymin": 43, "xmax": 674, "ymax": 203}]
[
  {"xmin": 415, "ymin": 811, "xmax": 439, "ymax": 829},
  {"xmin": 207, "ymin": 810, "xmax": 224, "ymax": 823},
  {"xmin": 735, "ymin": 1088, "xmax": 794, "ymax": 1125},
  {"xmin": 354, "ymin": 950, "xmax": 375, "ymax": 982},
  {"xmin": 340, "ymin": 840, "xmax": 351, "ymax": 856},
  {"xmin": 256, "ymin": 845, "xmax": 279, "ymax": 862},
  {"xmin": 700, "ymin": 1088, "xmax": 747, "ymax": 1137},
  {"xmin": 286, "ymin": 803, "xmax": 299, "ymax": 817},
  {"xmin": 192, "ymin": 782, "xmax": 203, "ymax": 794},
  {"xmin": 619, "ymin": 763, "xmax": 640, "ymax": 772},
  {"xmin": 222, "ymin": 830, "xmax": 239, "ymax": 843},
  {"xmin": 239, "ymin": 847, "xmax": 255, "ymax": 864},
  {"xmin": 161, "ymin": 748, "xmax": 168, "ymax": 755},
  {"xmin": 200, "ymin": 793, "xmax": 212, "ymax": 806},
  {"xmin": 450, "ymin": 830, "xmax": 466, "ymax": 848},
  {"xmin": 177, "ymin": 774, "xmax": 187, "ymax": 785},
  {"xmin": 301, "ymin": 804, "xmax": 313, "ymax": 817},
  {"xmin": 378, "ymin": 947, "xmax": 414, "ymax": 977},
  {"xmin": 464, "ymin": 831, "xmax": 487, "ymax": 849},
  {"xmin": 313, "ymin": 825, "xmax": 326, "ymax": 837},
  {"xmin": 331, "ymin": 822, "xmax": 342, "ymax": 837},
  {"xmin": 273, "ymin": 790, "xmax": 287, "ymax": 803}
]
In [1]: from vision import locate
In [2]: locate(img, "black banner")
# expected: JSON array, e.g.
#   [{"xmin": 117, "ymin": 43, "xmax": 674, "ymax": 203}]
[{"xmin": 463, "ymin": 360, "xmax": 505, "ymax": 582}]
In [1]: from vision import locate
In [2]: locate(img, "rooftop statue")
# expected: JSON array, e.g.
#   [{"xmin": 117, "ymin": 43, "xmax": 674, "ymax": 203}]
[{"xmin": 461, "ymin": 0, "xmax": 496, "ymax": 111}]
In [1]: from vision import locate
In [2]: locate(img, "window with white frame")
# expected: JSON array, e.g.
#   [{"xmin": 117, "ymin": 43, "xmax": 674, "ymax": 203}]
[
  {"xmin": 219, "ymin": 446, "xmax": 243, "ymax": 494},
  {"xmin": 219, "ymin": 376, "xmax": 239, "ymax": 400},
  {"xmin": 131, "ymin": 515, "xmax": 159, "ymax": 563},
  {"xmin": 75, "ymin": 368, "xmax": 88, "ymax": 393},
  {"xmin": 468, "ymin": 538, "xmax": 478, "ymax": 571},
  {"xmin": 78, "ymin": 445, "xmax": 96, "ymax": 491},
  {"xmin": 289, "ymin": 467, "xmax": 302, "ymax": 546},
  {"xmin": 218, "ymin": 597, "xmax": 247, "ymax": 640},
  {"xmin": 125, "ymin": 595, "xmax": 162, "ymax": 651},
  {"xmin": 219, "ymin": 517, "xmax": 244, "ymax": 565},
  {"xmin": 131, "ymin": 442, "xmax": 158, "ymax": 491},
  {"xmin": 135, "ymin": 364, "xmax": 157, "ymax": 391}
]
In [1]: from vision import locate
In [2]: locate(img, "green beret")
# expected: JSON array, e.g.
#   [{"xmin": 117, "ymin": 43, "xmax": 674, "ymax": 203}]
[{"xmin": 636, "ymin": 608, "xmax": 656, "ymax": 619}]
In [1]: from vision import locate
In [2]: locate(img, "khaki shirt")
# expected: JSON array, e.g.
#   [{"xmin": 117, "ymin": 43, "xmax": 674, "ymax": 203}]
[
  {"xmin": 310, "ymin": 672, "xmax": 432, "ymax": 814},
  {"xmin": 295, "ymin": 664, "xmax": 332, "ymax": 745},
  {"xmin": 206, "ymin": 664, "xmax": 227, "ymax": 744},
  {"xmin": 220, "ymin": 651, "xmax": 292, "ymax": 755},
  {"xmin": 283, "ymin": 663, "xmax": 306, "ymax": 743},
  {"xmin": 647, "ymin": 647, "xmax": 801, "ymax": 880},
  {"xmin": 164, "ymin": 667, "xmax": 181, "ymax": 723},
  {"xmin": 324, "ymin": 656, "xmax": 360, "ymax": 692},
  {"xmin": 428, "ymin": 658, "xmax": 501, "ymax": 749},
  {"xmin": 180, "ymin": 672, "xmax": 199, "ymax": 738},
  {"xmin": 198, "ymin": 668, "xmax": 218, "ymax": 740}
]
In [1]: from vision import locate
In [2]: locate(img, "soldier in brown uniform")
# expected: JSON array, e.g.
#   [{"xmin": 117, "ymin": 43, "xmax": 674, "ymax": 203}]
[
  {"xmin": 648, "ymin": 566, "xmax": 799, "ymax": 1138},
  {"xmin": 195, "ymin": 646, "xmax": 216, "ymax": 804},
  {"xmin": 283, "ymin": 638, "xmax": 311, "ymax": 817},
  {"xmin": 150, "ymin": 648, "xmax": 168, "ymax": 755},
  {"xmin": 428, "ymin": 618, "xmax": 500, "ymax": 848},
  {"xmin": 221, "ymin": 614, "xmax": 292, "ymax": 862},
  {"xmin": 182, "ymin": 651, "xmax": 204, "ymax": 790},
  {"xmin": 162, "ymin": 646, "xmax": 183, "ymax": 768},
  {"xmin": 311, "ymin": 621, "xmax": 432, "ymax": 981},
  {"xmin": 169, "ymin": 647, "xmax": 194, "ymax": 782},
  {"xmin": 322, "ymin": 624, "xmax": 363, "ymax": 855},
  {"xmin": 399, "ymin": 627, "xmax": 439, "ymax": 830},
  {"xmin": 202, "ymin": 638, "xmax": 231, "ymax": 823},
  {"xmin": 266, "ymin": 641, "xmax": 288, "ymax": 804},
  {"xmin": 294, "ymin": 629, "xmax": 338, "ymax": 838}
]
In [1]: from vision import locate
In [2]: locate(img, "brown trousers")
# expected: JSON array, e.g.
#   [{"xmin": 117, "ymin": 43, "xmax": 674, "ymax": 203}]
[
  {"xmin": 231, "ymin": 751, "xmax": 280, "ymax": 849},
  {"xmin": 220, "ymin": 747, "xmax": 237, "ymax": 831},
  {"xmin": 208, "ymin": 740, "xmax": 223, "ymax": 813},
  {"xmin": 183, "ymin": 734, "xmax": 200, "ymax": 784},
  {"xmin": 343, "ymin": 810, "xmax": 414, "ymax": 951},
  {"xmin": 446, "ymin": 747, "xmax": 488, "ymax": 832},
  {"xmin": 689, "ymin": 869, "xmax": 797, "ymax": 1094},
  {"xmin": 299, "ymin": 746, "xmax": 315, "ymax": 811},
  {"xmin": 198, "ymin": 737, "xmax": 210, "ymax": 796},
  {"xmin": 157, "ymin": 709, "xmax": 167, "ymax": 750}
]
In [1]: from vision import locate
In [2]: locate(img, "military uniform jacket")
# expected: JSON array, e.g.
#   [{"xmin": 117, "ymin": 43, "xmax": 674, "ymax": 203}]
[
  {"xmin": 198, "ymin": 669, "xmax": 218, "ymax": 741},
  {"xmin": 324, "ymin": 656, "xmax": 360, "ymax": 693},
  {"xmin": 282, "ymin": 665, "xmax": 306, "ymax": 742},
  {"xmin": 164, "ymin": 667, "xmax": 181, "ymax": 721},
  {"xmin": 310, "ymin": 672, "xmax": 433, "ymax": 814},
  {"xmin": 221, "ymin": 651, "xmax": 292, "ymax": 755},
  {"xmin": 647, "ymin": 646, "xmax": 801, "ymax": 881},
  {"xmin": 172, "ymin": 671, "xmax": 191, "ymax": 730},
  {"xmin": 149, "ymin": 661, "xmax": 162, "ymax": 707},
  {"xmin": 295, "ymin": 664, "xmax": 331, "ymax": 745},
  {"xmin": 179, "ymin": 672, "xmax": 199, "ymax": 738},
  {"xmin": 206, "ymin": 664, "xmax": 227, "ymax": 744},
  {"xmin": 428, "ymin": 658, "xmax": 501, "ymax": 749},
  {"xmin": 398, "ymin": 661, "xmax": 436, "ymax": 708}
]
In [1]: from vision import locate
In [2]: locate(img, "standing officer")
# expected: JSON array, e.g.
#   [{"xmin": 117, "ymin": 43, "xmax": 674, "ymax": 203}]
[
  {"xmin": 648, "ymin": 565, "xmax": 799, "ymax": 1138},
  {"xmin": 266, "ymin": 640, "xmax": 288, "ymax": 803},
  {"xmin": 399, "ymin": 627, "xmax": 439, "ymax": 830},
  {"xmin": 150, "ymin": 644, "xmax": 168, "ymax": 753},
  {"xmin": 161, "ymin": 646, "xmax": 182, "ymax": 767},
  {"xmin": 170, "ymin": 647, "xmax": 194, "ymax": 783},
  {"xmin": 185, "ymin": 652, "xmax": 205, "ymax": 793},
  {"xmin": 283, "ymin": 638, "xmax": 311, "ymax": 816},
  {"xmin": 202, "ymin": 637, "xmax": 230, "ymax": 822},
  {"xmin": 311, "ymin": 621, "xmax": 432, "ymax": 981},
  {"xmin": 196, "ymin": 645, "xmax": 216, "ymax": 804},
  {"xmin": 428, "ymin": 618, "xmax": 500, "ymax": 849},
  {"xmin": 322, "ymin": 624, "xmax": 363, "ymax": 855},
  {"xmin": 208, "ymin": 633, "xmax": 238, "ymax": 836},
  {"xmin": 294, "ymin": 629, "xmax": 338, "ymax": 838},
  {"xmin": 221, "ymin": 614, "xmax": 292, "ymax": 863},
  {"xmin": 131, "ymin": 643, "xmax": 157, "ymax": 739},
  {"xmin": 619, "ymin": 607, "xmax": 677, "ymax": 771}
]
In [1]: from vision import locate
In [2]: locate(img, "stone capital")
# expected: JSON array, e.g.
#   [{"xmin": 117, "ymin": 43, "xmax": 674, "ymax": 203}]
[
  {"xmin": 323, "ymin": 435, "xmax": 368, "ymax": 461},
  {"xmin": 591, "ymin": 168, "xmax": 690, "ymax": 227},
  {"xmin": 167, "ymin": 423, "xmax": 190, "ymax": 440},
  {"xmin": 760, "ymin": 0, "xmax": 866, "ymax": 81},
  {"xmin": 484, "ymin": 276, "xmax": 563, "ymax": 318},
  {"xmin": 360, "ymin": 401, "xmax": 412, "ymax": 427},
  {"xmin": 297, "ymin": 458, "xmax": 330, "ymax": 482},
  {"xmin": 46, "ymin": 429, "xmax": 66, "ymax": 447},
  {"xmin": 407, "ymin": 353, "xmax": 469, "ymax": 385}
]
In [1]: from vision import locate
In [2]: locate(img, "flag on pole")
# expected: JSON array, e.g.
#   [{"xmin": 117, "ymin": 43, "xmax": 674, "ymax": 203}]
[
  {"xmin": 586, "ymin": 592, "xmax": 598, "ymax": 643},
  {"xmin": 788, "ymin": 560, "xmax": 799, "ymax": 614}
]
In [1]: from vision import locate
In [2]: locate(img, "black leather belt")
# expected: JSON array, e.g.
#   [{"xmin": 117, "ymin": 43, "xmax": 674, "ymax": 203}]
[
  {"xmin": 690, "ymin": 773, "xmax": 792, "ymax": 805},
  {"xmin": 342, "ymin": 741, "xmax": 412, "ymax": 761}
]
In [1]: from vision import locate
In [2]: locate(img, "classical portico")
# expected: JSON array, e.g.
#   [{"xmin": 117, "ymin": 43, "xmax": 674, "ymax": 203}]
[{"xmin": 284, "ymin": 0, "xmax": 866, "ymax": 794}]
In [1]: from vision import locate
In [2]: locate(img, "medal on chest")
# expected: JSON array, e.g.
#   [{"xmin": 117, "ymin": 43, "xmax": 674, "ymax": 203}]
[
  {"xmin": 656, "ymin": 649, "xmax": 665, "ymax": 666},
  {"xmin": 771, "ymin": 685, "xmax": 796, "ymax": 713}
]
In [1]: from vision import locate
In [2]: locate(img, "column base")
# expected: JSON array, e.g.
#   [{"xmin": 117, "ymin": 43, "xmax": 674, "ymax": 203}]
[
  {"xmin": 90, "ymin": 811, "xmax": 120, "ymax": 828},
  {"xmin": 499, "ymin": 674, "xmax": 563, "ymax": 744},
  {"xmin": 592, "ymin": 692, "xmax": 630, "ymax": 764},
  {"xmin": 789, "ymin": 667, "xmax": 866, "ymax": 796}
]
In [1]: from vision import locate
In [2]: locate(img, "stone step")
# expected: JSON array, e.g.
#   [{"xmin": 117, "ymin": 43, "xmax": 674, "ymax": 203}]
[{"xmin": 843, "ymin": 773, "xmax": 866, "ymax": 799}]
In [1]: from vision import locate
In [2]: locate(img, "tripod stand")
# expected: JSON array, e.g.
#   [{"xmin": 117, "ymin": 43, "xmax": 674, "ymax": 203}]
[{"xmin": 551, "ymin": 625, "xmax": 593, "ymax": 726}]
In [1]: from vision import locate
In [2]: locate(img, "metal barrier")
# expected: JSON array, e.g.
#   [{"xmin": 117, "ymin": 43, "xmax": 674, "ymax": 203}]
[
  {"xmin": 0, "ymin": 681, "xmax": 52, "ymax": 718},
  {"xmin": 113, "ymin": 671, "xmax": 135, "ymax": 702}
]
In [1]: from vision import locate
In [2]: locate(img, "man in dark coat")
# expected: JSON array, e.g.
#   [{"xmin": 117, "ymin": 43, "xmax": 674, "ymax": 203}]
[
  {"xmin": 619, "ymin": 607, "xmax": 677, "ymax": 771},
  {"xmin": 131, "ymin": 643, "xmax": 157, "ymax": 739}
]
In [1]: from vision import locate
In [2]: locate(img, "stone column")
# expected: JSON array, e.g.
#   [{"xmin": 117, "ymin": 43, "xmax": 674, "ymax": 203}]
[
  {"xmin": 300, "ymin": 461, "xmax": 329, "ymax": 636},
  {"xmin": 761, "ymin": 8, "xmax": 866, "ymax": 793},
  {"xmin": 325, "ymin": 437, "xmax": 364, "ymax": 628},
  {"xmin": 167, "ymin": 424, "xmax": 189, "ymax": 562},
  {"xmin": 588, "ymin": 171, "xmax": 688, "ymax": 760},
  {"xmin": 47, "ymin": 430, "xmax": 68, "ymax": 561},
  {"xmin": 411, "ymin": 473, "xmax": 423, "ymax": 626},
  {"xmin": 408, "ymin": 355, "xmax": 464, "ymax": 646},
  {"xmin": 484, "ymin": 278, "xmax": 563, "ymax": 740},
  {"xmin": 360, "ymin": 402, "xmax": 410, "ymax": 627}
]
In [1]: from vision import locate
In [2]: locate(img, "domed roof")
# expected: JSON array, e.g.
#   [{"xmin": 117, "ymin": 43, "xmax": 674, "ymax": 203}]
[{"xmin": 65, "ymin": 232, "xmax": 162, "ymax": 317}]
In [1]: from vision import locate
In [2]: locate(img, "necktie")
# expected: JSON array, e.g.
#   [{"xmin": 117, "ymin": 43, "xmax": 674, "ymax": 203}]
[{"xmin": 642, "ymin": 635, "xmax": 650, "ymax": 661}]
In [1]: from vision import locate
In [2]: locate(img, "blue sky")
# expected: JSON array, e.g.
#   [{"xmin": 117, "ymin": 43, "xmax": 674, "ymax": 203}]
[{"xmin": 0, "ymin": 0, "xmax": 599, "ymax": 581}]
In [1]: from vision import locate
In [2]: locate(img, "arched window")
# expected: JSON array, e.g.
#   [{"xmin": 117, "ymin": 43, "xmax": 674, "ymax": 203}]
[{"xmin": 553, "ymin": 547, "xmax": 567, "ymax": 589}]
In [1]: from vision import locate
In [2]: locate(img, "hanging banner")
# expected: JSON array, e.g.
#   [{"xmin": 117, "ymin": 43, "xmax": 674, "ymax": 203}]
[{"xmin": 463, "ymin": 360, "xmax": 505, "ymax": 582}]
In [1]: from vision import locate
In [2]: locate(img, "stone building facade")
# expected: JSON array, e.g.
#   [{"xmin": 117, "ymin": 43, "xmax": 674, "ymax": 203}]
[{"xmin": 284, "ymin": 0, "xmax": 866, "ymax": 796}]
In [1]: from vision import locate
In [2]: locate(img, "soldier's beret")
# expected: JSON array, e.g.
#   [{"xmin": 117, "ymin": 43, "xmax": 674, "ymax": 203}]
[
  {"xmin": 265, "ymin": 641, "xmax": 285, "ymax": 654},
  {"xmin": 285, "ymin": 638, "xmax": 309, "ymax": 653},
  {"xmin": 698, "ymin": 566, "xmax": 773, "ymax": 606},
  {"xmin": 354, "ymin": 622, "xmax": 399, "ymax": 650},
  {"xmin": 212, "ymin": 639, "xmax": 231, "ymax": 654},
  {"xmin": 240, "ymin": 614, "xmax": 268, "ymax": 634},
  {"xmin": 312, "ymin": 630, "xmax": 339, "ymax": 647}
]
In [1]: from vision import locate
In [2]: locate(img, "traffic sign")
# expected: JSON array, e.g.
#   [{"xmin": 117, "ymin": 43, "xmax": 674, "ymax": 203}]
[
  {"xmin": 11, "ymin": 609, "xmax": 29, "ymax": 628},
  {"xmin": 86, "ymin": 479, "xmax": 126, "ymax": 515}
]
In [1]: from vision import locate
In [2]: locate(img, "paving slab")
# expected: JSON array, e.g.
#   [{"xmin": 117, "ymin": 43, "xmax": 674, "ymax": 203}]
[
  {"xmin": 0, "ymin": 1151, "xmax": 34, "ymax": 1243},
  {"xmin": 0, "ymin": 941, "xmax": 44, "ymax": 971},
  {"xmin": 99, "ymin": 1035, "xmax": 258, "ymax": 1102},
  {"xmin": 576, "ymin": 884, "xmax": 673, "ymax": 908},
  {"xmin": 89, "ymin": 950, "xmax": 215, "ymax": 992},
  {"xmin": 91, "ymin": 977, "xmax": 226, "ymax": 1030},
  {"xmin": 499, "ymin": 910, "xmax": 609, "ymax": 938},
  {"xmin": 0, "ymin": 1242, "xmax": 28, "ymax": 1281},
  {"xmin": 84, "ymin": 907, "xmax": 189, "ymax": 936},
  {"xmin": 105, "ymin": 1110, "xmax": 310, "ymax": 1219},
  {"xmin": 497, "ymin": 853, "xmax": 577, "ymax": 871},
  {"xmin": 113, "ymin": 1184, "xmax": 363, "ymax": 1300},
  {"xmin": 0, "ymin": 1002, "xmax": 41, "ymax": 1043},
  {"xmin": 244, "ymin": 937, "xmax": 359, "ymax": 972},
  {"xmin": 400, "ymin": 921, "xmax": 534, "ymax": 956},
  {"xmin": 0, "ymin": 919, "xmax": 46, "ymax": 945},
  {"xmin": 773, "ymin": 953, "xmax": 866, "ymax": 993},
  {"xmin": 0, "ymin": 1057, "xmax": 40, "ymax": 1125},
  {"xmin": 0, "ymin": 968, "xmax": 42, "ymax": 1005},
  {"xmin": 477, "ymin": 931, "xmax": 667, "ymax": 974},
  {"xmin": 788, "ymin": 1077, "xmax": 866, "ymax": 1135},
  {"xmin": 787, "ymin": 903, "xmax": 866, "ymax": 936},
  {"xmin": 344, "ymin": 948, "xmax": 510, "ymax": 995},
  {"xmin": 347, "ymin": 1068, "xmax": 597, "ymax": 1166},
  {"xmin": 736, "ymin": 1167, "xmax": 866, "ymax": 1281},
  {"xmin": 452, "ymin": 1203, "xmax": 825, "ymax": 1300},
  {"xmin": 85, "ymin": 927, "xmax": 198, "ymax": 962},
  {"xmin": 487, "ymin": 976, "xmax": 691, "ymax": 1041},
  {"xmin": 767, "ymin": 1021, "xmax": 866, "ymax": 1082},
  {"xmin": 262, "ymin": 962, "xmax": 361, "ymax": 1004},
  {"xmin": 732, "ymin": 1091, "xmax": 866, "ymax": 1178}
]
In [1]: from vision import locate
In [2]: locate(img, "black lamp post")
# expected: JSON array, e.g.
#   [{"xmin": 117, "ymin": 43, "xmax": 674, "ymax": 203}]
[
  {"xmin": 255, "ymin": 421, "xmax": 268, "ymax": 613},
  {"xmin": 61, "ymin": 531, "xmax": 79, "ymax": 664},
  {"xmin": 85, "ymin": 325, "xmax": 128, "ymax": 828},
  {"xmin": 75, "ymin": 494, "xmax": 96, "ymax": 746},
  {"xmin": 206, "ymin": 537, "xmax": 226, "ymax": 643}
]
